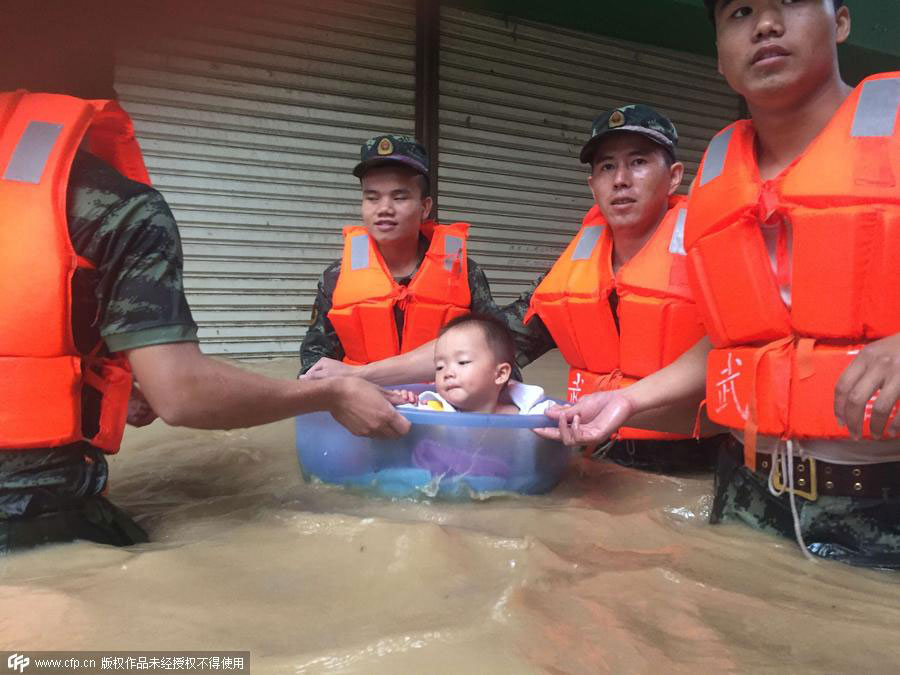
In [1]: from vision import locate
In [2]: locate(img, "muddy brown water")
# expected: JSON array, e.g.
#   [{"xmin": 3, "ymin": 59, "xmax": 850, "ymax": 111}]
[{"xmin": 3, "ymin": 352, "xmax": 900, "ymax": 673}]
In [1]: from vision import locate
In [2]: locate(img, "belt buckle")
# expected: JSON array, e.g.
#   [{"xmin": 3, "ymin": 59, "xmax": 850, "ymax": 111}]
[{"xmin": 771, "ymin": 456, "xmax": 818, "ymax": 501}]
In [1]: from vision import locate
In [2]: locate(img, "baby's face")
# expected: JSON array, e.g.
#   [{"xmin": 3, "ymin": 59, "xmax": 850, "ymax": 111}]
[{"xmin": 434, "ymin": 325, "xmax": 507, "ymax": 413}]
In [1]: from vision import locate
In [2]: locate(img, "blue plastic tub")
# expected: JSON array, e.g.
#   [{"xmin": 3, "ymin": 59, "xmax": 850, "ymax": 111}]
[{"xmin": 295, "ymin": 390, "xmax": 570, "ymax": 500}]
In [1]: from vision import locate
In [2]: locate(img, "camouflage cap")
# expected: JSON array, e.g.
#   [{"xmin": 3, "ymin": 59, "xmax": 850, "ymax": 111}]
[
  {"xmin": 579, "ymin": 104, "xmax": 679, "ymax": 164},
  {"xmin": 352, "ymin": 134, "xmax": 430, "ymax": 178}
]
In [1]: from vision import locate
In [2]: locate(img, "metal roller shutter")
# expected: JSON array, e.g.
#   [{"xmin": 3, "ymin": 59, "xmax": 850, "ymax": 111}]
[
  {"xmin": 439, "ymin": 7, "xmax": 742, "ymax": 304},
  {"xmin": 114, "ymin": 0, "xmax": 416, "ymax": 358}
]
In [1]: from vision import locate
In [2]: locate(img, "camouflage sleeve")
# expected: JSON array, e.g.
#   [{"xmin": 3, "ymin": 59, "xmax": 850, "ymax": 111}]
[
  {"xmin": 466, "ymin": 257, "xmax": 499, "ymax": 317},
  {"xmin": 67, "ymin": 151, "xmax": 198, "ymax": 353},
  {"xmin": 497, "ymin": 272, "xmax": 558, "ymax": 369},
  {"xmin": 466, "ymin": 258, "xmax": 554, "ymax": 372},
  {"xmin": 298, "ymin": 262, "xmax": 345, "ymax": 376}
]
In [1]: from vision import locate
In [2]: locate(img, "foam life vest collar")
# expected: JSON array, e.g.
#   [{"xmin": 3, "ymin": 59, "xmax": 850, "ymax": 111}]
[
  {"xmin": 684, "ymin": 73, "xmax": 900, "ymax": 459},
  {"xmin": 527, "ymin": 197, "xmax": 705, "ymax": 440},
  {"xmin": 0, "ymin": 90, "xmax": 150, "ymax": 452},
  {"xmin": 328, "ymin": 221, "xmax": 472, "ymax": 364}
]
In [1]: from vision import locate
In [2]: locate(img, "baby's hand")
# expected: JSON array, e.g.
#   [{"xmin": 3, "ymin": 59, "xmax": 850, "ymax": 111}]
[{"xmin": 387, "ymin": 389, "xmax": 419, "ymax": 406}]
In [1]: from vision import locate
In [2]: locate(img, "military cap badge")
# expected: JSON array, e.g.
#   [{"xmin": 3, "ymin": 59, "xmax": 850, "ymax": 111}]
[{"xmin": 377, "ymin": 137, "xmax": 394, "ymax": 155}]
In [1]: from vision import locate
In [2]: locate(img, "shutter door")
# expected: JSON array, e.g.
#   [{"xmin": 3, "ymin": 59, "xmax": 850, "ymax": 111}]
[
  {"xmin": 439, "ymin": 7, "xmax": 741, "ymax": 304},
  {"xmin": 115, "ymin": 0, "xmax": 416, "ymax": 358}
]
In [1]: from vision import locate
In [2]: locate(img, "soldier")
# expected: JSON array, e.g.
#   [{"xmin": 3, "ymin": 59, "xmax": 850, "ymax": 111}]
[
  {"xmin": 300, "ymin": 135, "xmax": 507, "ymax": 381},
  {"xmin": 0, "ymin": 89, "xmax": 409, "ymax": 552},
  {"xmin": 542, "ymin": 0, "xmax": 900, "ymax": 567},
  {"xmin": 502, "ymin": 105, "xmax": 725, "ymax": 473}
]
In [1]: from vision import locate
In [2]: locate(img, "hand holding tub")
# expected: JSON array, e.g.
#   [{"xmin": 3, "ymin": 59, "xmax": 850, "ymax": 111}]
[
  {"xmin": 536, "ymin": 337, "xmax": 713, "ymax": 445},
  {"xmin": 317, "ymin": 378, "xmax": 412, "ymax": 439},
  {"xmin": 538, "ymin": 390, "xmax": 637, "ymax": 445}
]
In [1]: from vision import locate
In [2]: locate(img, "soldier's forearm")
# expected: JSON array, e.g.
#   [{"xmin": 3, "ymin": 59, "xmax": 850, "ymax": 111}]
[
  {"xmin": 357, "ymin": 340, "xmax": 436, "ymax": 386},
  {"xmin": 126, "ymin": 342, "xmax": 341, "ymax": 428},
  {"xmin": 626, "ymin": 399, "xmax": 726, "ymax": 436},
  {"xmin": 625, "ymin": 337, "xmax": 711, "ymax": 416}
]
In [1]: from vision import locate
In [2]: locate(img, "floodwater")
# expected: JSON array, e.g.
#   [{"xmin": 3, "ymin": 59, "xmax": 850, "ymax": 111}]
[{"xmin": 3, "ymin": 352, "xmax": 900, "ymax": 674}]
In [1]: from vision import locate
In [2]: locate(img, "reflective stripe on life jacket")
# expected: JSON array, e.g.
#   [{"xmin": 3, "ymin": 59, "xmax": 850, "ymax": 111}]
[
  {"xmin": 527, "ymin": 196, "xmax": 705, "ymax": 440},
  {"xmin": 685, "ymin": 73, "xmax": 900, "ymax": 458},
  {"xmin": 0, "ymin": 91, "xmax": 151, "ymax": 452},
  {"xmin": 328, "ymin": 221, "xmax": 472, "ymax": 364}
]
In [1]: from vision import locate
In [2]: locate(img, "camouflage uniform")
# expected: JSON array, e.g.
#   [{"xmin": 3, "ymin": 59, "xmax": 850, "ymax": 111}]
[
  {"xmin": 711, "ymin": 438, "xmax": 900, "ymax": 569},
  {"xmin": 299, "ymin": 236, "xmax": 511, "ymax": 376},
  {"xmin": 0, "ymin": 150, "xmax": 198, "ymax": 552}
]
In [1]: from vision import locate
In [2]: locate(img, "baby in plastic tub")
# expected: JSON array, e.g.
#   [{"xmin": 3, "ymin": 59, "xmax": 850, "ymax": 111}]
[{"xmin": 395, "ymin": 313, "xmax": 552, "ymax": 415}]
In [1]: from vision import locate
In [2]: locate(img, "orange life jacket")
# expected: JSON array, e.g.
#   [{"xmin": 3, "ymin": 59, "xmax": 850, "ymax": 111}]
[
  {"xmin": 526, "ymin": 196, "xmax": 705, "ymax": 440},
  {"xmin": 328, "ymin": 221, "xmax": 472, "ymax": 364},
  {"xmin": 0, "ymin": 90, "xmax": 151, "ymax": 453},
  {"xmin": 684, "ymin": 73, "xmax": 900, "ymax": 466}
]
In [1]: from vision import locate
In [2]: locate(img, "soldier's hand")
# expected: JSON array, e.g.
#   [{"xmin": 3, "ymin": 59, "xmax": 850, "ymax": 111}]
[
  {"xmin": 535, "ymin": 391, "xmax": 635, "ymax": 445},
  {"xmin": 127, "ymin": 384, "xmax": 158, "ymax": 427},
  {"xmin": 300, "ymin": 357, "xmax": 356, "ymax": 380},
  {"xmin": 327, "ymin": 377, "xmax": 412, "ymax": 438},
  {"xmin": 834, "ymin": 333, "xmax": 900, "ymax": 439}
]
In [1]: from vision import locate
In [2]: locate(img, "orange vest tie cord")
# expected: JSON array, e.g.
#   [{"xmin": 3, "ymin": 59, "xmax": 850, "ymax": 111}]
[
  {"xmin": 0, "ymin": 91, "xmax": 151, "ymax": 452},
  {"xmin": 684, "ymin": 72, "xmax": 900, "ymax": 465},
  {"xmin": 327, "ymin": 221, "xmax": 472, "ymax": 365},
  {"xmin": 526, "ymin": 196, "xmax": 705, "ymax": 440}
]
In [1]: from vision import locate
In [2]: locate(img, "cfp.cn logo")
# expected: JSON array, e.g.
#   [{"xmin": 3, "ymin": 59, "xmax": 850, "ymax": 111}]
[{"xmin": 7, "ymin": 654, "xmax": 29, "ymax": 673}]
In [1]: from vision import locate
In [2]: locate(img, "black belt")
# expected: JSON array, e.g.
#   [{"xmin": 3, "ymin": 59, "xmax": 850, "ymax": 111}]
[
  {"xmin": 753, "ymin": 453, "xmax": 900, "ymax": 500},
  {"xmin": 591, "ymin": 435, "xmax": 724, "ymax": 473}
]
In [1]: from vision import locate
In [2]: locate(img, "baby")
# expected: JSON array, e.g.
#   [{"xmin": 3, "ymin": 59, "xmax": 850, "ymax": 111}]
[{"xmin": 396, "ymin": 314, "xmax": 551, "ymax": 415}]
